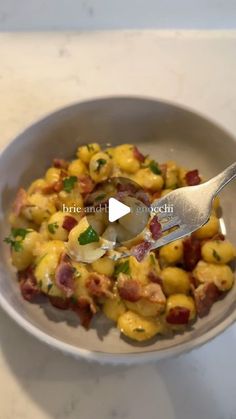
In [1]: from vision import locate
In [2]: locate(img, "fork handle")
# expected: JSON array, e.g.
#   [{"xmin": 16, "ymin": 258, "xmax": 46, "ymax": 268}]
[{"xmin": 207, "ymin": 162, "xmax": 236, "ymax": 197}]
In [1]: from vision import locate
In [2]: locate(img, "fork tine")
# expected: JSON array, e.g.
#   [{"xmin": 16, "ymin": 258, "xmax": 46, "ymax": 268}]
[
  {"xmin": 151, "ymin": 225, "xmax": 189, "ymax": 249},
  {"xmin": 161, "ymin": 217, "xmax": 179, "ymax": 232}
]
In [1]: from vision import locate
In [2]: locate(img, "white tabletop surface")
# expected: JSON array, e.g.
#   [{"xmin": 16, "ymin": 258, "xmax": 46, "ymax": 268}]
[{"xmin": 0, "ymin": 30, "xmax": 236, "ymax": 419}]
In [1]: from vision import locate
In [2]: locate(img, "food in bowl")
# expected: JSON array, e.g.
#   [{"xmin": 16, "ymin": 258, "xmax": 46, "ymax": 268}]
[{"xmin": 4, "ymin": 142, "xmax": 236, "ymax": 342}]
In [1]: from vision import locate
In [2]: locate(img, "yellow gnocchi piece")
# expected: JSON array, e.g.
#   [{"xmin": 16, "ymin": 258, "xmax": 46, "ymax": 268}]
[
  {"xmin": 165, "ymin": 160, "xmax": 179, "ymax": 189},
  {"xmin": 125, "ymin": 297, "xmax": 165, "ymax": 317},
  {"xmin": 11, "ymin": 230, "xmax": 43, "ymax": 271},
  {"xmin": 45, "ymin": 167, "xmax": 61, "ymax": 184},
  {"xmin": 22, "ymin": 192, "xmax": 56, "ymax": 225},
  {"xmin": 159, "ymin": 240, "xmax": 183, "ymax": 265},
  {"xmin": 193, "ymin": 215, "xmax": 219, "ymax": 239},
  {"xmin": 28, "ymin": 178, "xmax": 47, "ymax": 194},
  {"xmin": 166, "ymin": 294, "xmax": 196, "ymax": 322},
  {"xmin": 134, "ymin": 168, "xmax": 164, "ymax": 191},
  {"xmin": 103, "ymin": 295, "xmax": 126, "ymax": 322},
  {"xmin": 68, "ymin": 159, "xmax": 87, "ymax": 176},
  {"xmin": 113, "ymin": 144, "xmax": 140, "ymax": 174},
  {"xmin": 201, "ymin": 240, "xmax": 236, "ymax": 264},
  {"xmin": 92, "ymin": 257, "xmax": 115, "ymax": 276},
  {"xmin": 161, "ymin": 267, "xmax": 191, "ymax": 296},
  {"xmin": 193, "ymin": 260, "xmax": 234, "ymax": 291},
  {"xmin": 89, "ymin": 152, "xmax": 112, "ymax": 182},
  {"xmin": 77, "ymin": 143, "xmax": 101, "ymax": 163},
  {"xmin": 47, "ymin": 211, "xmax": 75, "ymax": 241},
  {"xmin": 118, "ymin": 310, "xmax": 164, "ymax": 342}
]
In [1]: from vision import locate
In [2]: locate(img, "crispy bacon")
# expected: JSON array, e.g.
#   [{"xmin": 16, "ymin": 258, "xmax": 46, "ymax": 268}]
[
  {"xmin": 62, "ymin": 215, "xmax": 78, "ymax": 232},
  {"xmin": 86, "ymin": 273, "xmax": 113, "ymax": 298},
  {"xmin": 135, "ymin": 190, "xmax": 151, "ymax": 207},
  {"xmin": 72, "ymin": 297, "xmax": 96, "ymax": 329},
  {"xmin": 166, "ymin": 307, "xmax": 190, "ymax": 325},
  {"xmin": 183, "ymin": 237, "xmax": 201, "ymax": 271},
  {"xmin": 132, "ymin": 241, "xmax": 152, "ymax": 262},
  {"xmin": 12, "ymin": 188, "xmax": 28, "ymax": 216},
  {"xmin": 49, "ymin": 296, "xmax": 70, "ymax": 310},
  {"xmin": 185, "ymin": 169, "xmax": 201, "ymax": 186},
  {"xmin": 194, "ymin": 282, "xmax": 221, "ymax": 318},
  {"xmin": 77, "ymin": 175, "xmax": 94, "ymax": 194},
  {"xmin": 55, "ymin": 254, "xmax": 74, "ymax": 297},
  {"xmin": 42, "ymin": 180, "xmax": 63, "ymax": 194},
  {"xmin": 149, "ymin": 215, "xmax": 162, "ymax": 240},
  {"xmin": 117, "ymin": 275, "xmax": 142, "ymax": 302},
  {"xmin": 151, "ymin": 191, "xmax": 162, "ymax": 202},
  {"xmin": 53, "ymin": 158, "xmax": 69, "ymax": 169},
  {"xmin": 133, "ymin": 146, "xmax": 145, "ymax": 163},
  {"xmin": 18, "ymin": 266, "xmax": 40, "ymax": 302},
  {"xmin": 141, "ymin": 283, "xmax": 166, "ymax": 304},
  {"xmin": 148, "ymin": 271, "xmax": 163, "ymax": 286}
]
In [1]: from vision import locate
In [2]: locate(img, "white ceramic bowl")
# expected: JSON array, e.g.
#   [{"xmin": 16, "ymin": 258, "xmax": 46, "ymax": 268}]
[{"xmin": 0, "ymin": 97, "xmax": 236, "ymax": 364}]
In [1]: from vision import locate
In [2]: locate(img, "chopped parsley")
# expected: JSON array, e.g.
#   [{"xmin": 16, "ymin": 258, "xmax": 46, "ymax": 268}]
[
  {"xmin": 47, "ymin": 283, "xmax": 53, "ymax": 292},
  {"xmin": 133, "ymin": 328, "xmax": 145, "ymax": 333},
  {"xmin": 63, "ymin": 176, "xmax": 77, "ymax": 193},
  {"xmin": 114, "ymin": 260, "xmax": 130, "ymax": 277},
  {"xmin": 150, "ymin": 253, "xmax": 156, "ymax": 265},
  {"xmin": 213, "ymin": 249, "xmax": 221, "ymax": 262},
  {"xmin": 95, "ymin": 158, "xmax": 106, "ymax": 172},
  {"xmin": 72, "ymin": 267, "xmax": 81, "ymax": 279},
  {"xmin": 149, "ymin": 160, "xmax": 162, "ymax": 175},
  {"xmin": 4, "ymin": 228, "xmax": 31, "ymax": 252},
  {"xmin": 86, "ymin": 144, "xmax": 94, "ymax": 152},
  {"xmin": 48, "ymin": 222, "xmax": 59, "ymax": 234},
  {"xmin": 78, "ymin": 225, "xmax": 99, "ymax": 245}
]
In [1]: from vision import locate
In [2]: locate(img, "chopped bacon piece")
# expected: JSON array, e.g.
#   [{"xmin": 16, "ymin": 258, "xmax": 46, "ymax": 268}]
[
  {"xmin": 62, "ymin": 215, "xmax": 78, "ymax": 232},
  {"xmin": 72, "ymin": 297, "xmax": 96, "ymax": 329},
  {"xmin": 166, "ymin": 307, "xmax": 190, "ymax": 325},
  {"xmin": 77, "ymin": 175, "xmax": 94, "ymax": 194},
  {"xmin": 132, "ymin": 241, "xmax": 152, "ymax": 262},
  {"xmin": 149, "ymin": 215, "xmax": 162, "ymax": 240},
  {"xmin": 117, "ymin": 275, "xmax": 142, "ymax": 302},
  {"xmin": 194, "ymin": 282, "xmax": 221, "ymax": 318},
  {"xmin": 86, "ymin": 273, "xmax": 112, "ymax": 298},
  {"xmin": 42, "ymin": 180, "xmax": 63, "ymax": 194},
  {"xmin": 211, "ymin": 233, "xmax": 225, "ymax": 241},
  {"xmin": 148, "ymin": 271, "xmax": 163, "ymax": 286},
  {"xmin": 185, "ymin": 170, "xmax": 201, "ymax": 186},
  {"xmin": 49, "ymin": 296, "xmax": 70, "ymax": 310},
  {"xmin": 55, "ymin": 254, "xmax": 74, "ymax": 297},
  {"xmin": 133, "ymin": 146, "xmax": 145, "ymax": 163},
  {"xmin": 183, "ymin": 237, "xmax": 201, "ymax": 271},
  {"xmin": 142, "ymin": 283, "xmax": 166, "ymax": 305},
  {"xmin": 159, "ymin": 163, "xmax": 167, "ymax": 179},
  {"xmin": 116, "ymin": 181, "xmax": 137, "ymax": 195},
  {"xmin": 18, "ymin": 266, "xmax": 40, "ymax": 302},
  {"xmin": 12, "ymin": 188, "xmax": 28, "ymax": 216},
  {"xmin": 151, "ymin": 191, "xmax": 162, "ymax": 201},
  {"xmin": 53, "ymin": 158, "xmax": 69, "ymax": 169}
]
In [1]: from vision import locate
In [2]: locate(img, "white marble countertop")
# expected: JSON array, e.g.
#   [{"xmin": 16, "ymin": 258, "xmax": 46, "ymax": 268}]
[{"xmin": 0, "ymin": 30, "xmax": 236, "ymax": 419}]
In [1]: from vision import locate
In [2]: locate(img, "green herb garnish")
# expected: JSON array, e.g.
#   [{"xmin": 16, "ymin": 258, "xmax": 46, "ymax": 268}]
[
  {"xmin": 4, "ymin": 228, "xmax": 31, "ymax": 252},
  {"xmin": 150, "ymin": 254, "xmax": 156, "ymax": 265},
  {"xmin": 71, "ymin": 295, "xmax": 78, "ymax": 305},
  {"xmin": 72, "ymin": 267, "xmax": 81, "ymax": 279},
  {"xmin": 95, "ymin": 158, "xmax": 106, "ymax": 172},
  {"xmin": 213, "ymin": 249, "xmax": 221, "ymax": 261},
  {"xmin": 87, "ymin": 144, "xmax": 94, "ymax": 152},
  {"xmin": 133, "ymin": 328, "xmax": 145, "ymax": 333},
  {"xmin": 149, "ymin": 160, "xmax": 161, "ymax": 175},
  {"xmin": 47, "ymin": 283, "xmax": 53, "ymax": 292},
  {"xmin": 63, "ymin": 176, "xmax": 77, "ymax": 193},
  {"xmin": 48, "ymin": 222, "xmax": 59, "ymax": 234},
  {"xmin": 114, "ymin": 260, "xmax": 130, "ymax": 277},
  {"xmin": 78, "ymin": 225, "xmax": 99, "ymax": 245}
]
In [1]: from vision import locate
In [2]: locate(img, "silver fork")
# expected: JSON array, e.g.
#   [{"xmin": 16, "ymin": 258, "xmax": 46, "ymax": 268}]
[
  {"xmin": 148, "ymin": 161, "xmax": 236, "ymax": 249},
  {"xmin": 107, "ymin": 162, "xmax": 236, "ymax": 259}
]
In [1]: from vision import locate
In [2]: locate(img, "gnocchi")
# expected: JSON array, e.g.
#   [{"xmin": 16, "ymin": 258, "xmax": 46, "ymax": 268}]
[{"xmin": 4, "ymin": 143, "xmax": 235, "ymax": 343}]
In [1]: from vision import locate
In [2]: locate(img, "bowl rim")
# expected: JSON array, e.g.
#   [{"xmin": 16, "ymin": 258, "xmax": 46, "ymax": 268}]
[{"xmin": 1, "ymin": 95, "xmax": 236, "ymax": 364}]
